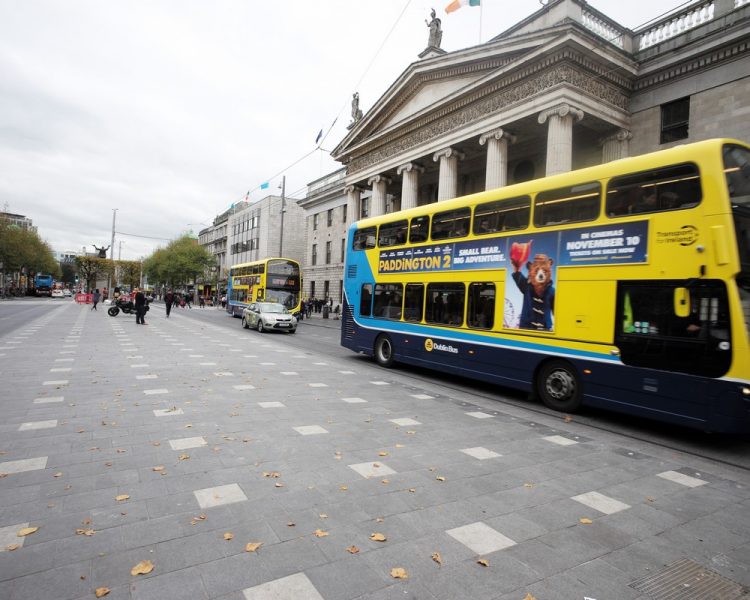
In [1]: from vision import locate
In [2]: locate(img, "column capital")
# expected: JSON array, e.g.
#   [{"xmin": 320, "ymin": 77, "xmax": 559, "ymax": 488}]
[
  {"xmin": 479, "ymin": 128, "xmax": 516, "ymax": 146},
  {"xmin": 598, "ymin": 129, "xmax": 632, "ymax": 146},
  {"xmin": 396, "ymin": 162, "xmax": 425, "ymax": 176},
  {"xmin": 432, "ymin": 147, "xmax": 465, "ymax": 163},
  {"xmin": 367, "ymin": 174, "xmax": 391, "ymax": 186},
  {"xmin": 344, "ymin": 185, "xmax": 363, "ymax": 195},
  {"xmin": 537, "ymin": 103, "xmax": 584, "ymax": 125}
]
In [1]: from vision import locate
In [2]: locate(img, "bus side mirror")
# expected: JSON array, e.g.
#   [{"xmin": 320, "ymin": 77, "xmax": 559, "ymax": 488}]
[{"xmin": 674, "ymin": 287, "xmax": 690, "ymax": 317}]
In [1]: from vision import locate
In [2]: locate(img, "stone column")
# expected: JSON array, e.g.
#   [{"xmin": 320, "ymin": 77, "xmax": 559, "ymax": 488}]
[
  {"xmin": 600, "ymin": 129, "xmax": 632, "ymax": 163},
  {"xmin": 367, "ymin": 175, "xmax": 390, "ymax": 217},
  {"xmin": 344, "ymin": 185, "xmax": 361, "ymax": 223},
  {"xmin": 479, "ymin": 128, "xmax": 515, "ymax": 190},
  {"xmin": 432, "ymin": 147, "xmax": 465, "ymax": 201},
  {"xmin": 396, "ymin": 162, "xmax": 424, "ymax": 210},
  {"xmin": 537, "ymin": 103, "xmax": 584, "ymax": 176}
]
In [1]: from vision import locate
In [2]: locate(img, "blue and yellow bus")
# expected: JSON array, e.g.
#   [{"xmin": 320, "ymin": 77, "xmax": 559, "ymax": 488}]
[
  {"xmin": 226, "ymin": 257, "xmax": 302, "ymax": 317},
  {"xmin": 341, "ymin": 138, "xmax": 750, "ymax": 433}
]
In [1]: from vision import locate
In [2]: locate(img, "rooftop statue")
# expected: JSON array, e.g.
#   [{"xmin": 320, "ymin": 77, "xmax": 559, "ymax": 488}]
[{"xmin": 425, "ymin": 8, "xmax": 442, "ymax": 48}]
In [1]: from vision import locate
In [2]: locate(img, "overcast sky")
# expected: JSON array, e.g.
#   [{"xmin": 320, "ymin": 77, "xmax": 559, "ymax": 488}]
[{"xmin": 0, "ymin": 0, "xmax": 686, "ymax": 260}]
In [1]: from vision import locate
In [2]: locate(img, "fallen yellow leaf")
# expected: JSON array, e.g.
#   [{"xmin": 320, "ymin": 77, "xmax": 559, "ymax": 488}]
[
  {"xmin": 53, "ymin": 472, "xmax": 63, "ymax": 478},
  {"xmin": 314, "ymin": 529, "xmax": 329, "ymax": 538},
  {"xmin": 339, "ymin": 485, "xmax": 348, "ymax": 491},
  {"xmin": 17, "ymin": 527, "xmax": 38, "ymax": 537},
  {"xmin": 564, "ymin": 415, "xmax": 573, "ymax": 423},
  {"xmin": 390, "ymin": 567, "xmax": 408, "ymax": 579},
  {"xmin": 152, "ymin": 466, "xmax": 165, "ymax": 472},
  {"xmin": 477, "ymin": 559, "xmax": 489, "ymax": 567},
  {"xmin": 319, "ymin": 514, "xmax": 328, "ymax": 519},
  {"xmin": 274, "ymin": 482, "xmax": 284, "ymax": 488},
  {"xmin": 82, "ymin": 518, "xmax": 92, "ymax": 525},
  {"xmin": 395, "ymin": 444, "xmax": 405, "ymax": 448},
  {"xmin": 287, "ymin": 522, "xmax": 296, "ymax": 527},
  {"xmin": 370, "ymin": 533, "xmax": 387, "ymax": 542},
  {"xmin": 152, "ymin": 441, "xmax": 161, "ymax": 446},
  {"xmin": 223, "ymin": 532, "xmax": 234, "ymax": 540},
  {"xmin": 523, "ymin": 483, "xmax": 533, "ymax": 488},
  {"xmin": 5, "ymin": 544, "xmax": 20, "ymax": 551},
  {"xmin": 378, "ymin": 451, "xmax": 388, "ymax": 456},
  {"xmin": 523, "ymin": 594, "xmax": 537, "ymax": 600},
  {"xmin": 579, "ymin": 518, "xmax": 593, "ymax": 525},
  {"xmin": 381, "ymin": 479, "xmax": 390, "ymax": 485},
  {"xmin": 245, "ymin": 542, "xmax": 262, "ymax": 552},
  {"xmin": 75, "ymin": 528, "xmax": 96, "ymax": 536},
  {"xmin": 115, "ymin": 494, "xmax": 130, "ymax": 502},
  {"xmin": 130, "ymin": 560, "xmax": 154, "ymax": 576},
  {"xmin": 432, "ymin": 552, "xmax": 442, "ymax": 566},
  {"xmin": 178, "ymin": 454, "xmax": 190, "ymax": 461},
  {"xmin": 408, "ymin": 488, "xmax": 416, "ymax": 493},
  {"xmin": 436, "ymin": 476, "xmax": 445, "ymax": 482},
  {"xmin": 95, "ymin": 587, "xmax": 110, "ymax": 597},
  {"xmin": 346, "ymin": 545, "xmax": 360, "ymax": 554}
]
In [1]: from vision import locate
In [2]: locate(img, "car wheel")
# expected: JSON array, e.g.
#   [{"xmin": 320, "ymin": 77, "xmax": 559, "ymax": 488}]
[
  {"xmin": 257, "ymin": 320, "xmax": 265, "ymax": 333},
  {"xmin": 374, "ymin": 334, "xmax": 395, "ymax": 368},
  {"xmin": 241, "ymin": 316, "xmax": 249, "ymax": 329},
  {"xmin": 536, "ymin": 359, "xmax": 582, "ymax": 412},
  {"xmin": 288, "ymin": 328, "xmax": 296, "ymax": 334}
]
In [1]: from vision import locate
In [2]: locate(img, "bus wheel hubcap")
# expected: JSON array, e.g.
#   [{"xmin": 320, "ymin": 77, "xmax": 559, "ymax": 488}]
[{"xmin": 546, "ymin": 370, "xmax": 574, "ymax": 400}]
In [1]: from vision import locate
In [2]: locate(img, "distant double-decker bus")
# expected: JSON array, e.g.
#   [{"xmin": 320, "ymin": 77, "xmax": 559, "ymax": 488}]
[
  {"xmin": 226, "ymin": 257, "xmax": 302, "ymax": 317},
  {"xmin": 341, "ymin": 138, "xmax": 750, "ymax": 433}
]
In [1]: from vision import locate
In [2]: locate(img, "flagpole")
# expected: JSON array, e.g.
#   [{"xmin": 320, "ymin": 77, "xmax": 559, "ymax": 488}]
[{"xmin": 479, "ymin": 2, "xmax": 483, "ymax": 43}]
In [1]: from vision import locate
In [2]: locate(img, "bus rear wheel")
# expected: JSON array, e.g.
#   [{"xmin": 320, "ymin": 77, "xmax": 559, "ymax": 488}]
[
  {"xmin": 374, "ymin": 334, "xmax": 394, "ymax": 368},
  {"xmin": 536, "ymin": 360, "xmax": 582, "ymax": 412}
]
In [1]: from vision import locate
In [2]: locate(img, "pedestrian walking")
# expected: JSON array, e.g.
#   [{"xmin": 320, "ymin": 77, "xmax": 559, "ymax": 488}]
[
  {"xmin": 199, "ymin": 295, "xmax": 205, "ymax": 308},
  {"xmin": 91, "ymin": 288, "xmax": 100, "ymax": 311},
  {"xmin": 134, "ymin": 288, "xmax": 147, "ymax": 325},
  {"xmin": 165, "ymin": 289, "xmax": 174, "ymax": 318},
  {"xmin": 185, "ymin": 294, "xmax": 192, "ymax": 309}
]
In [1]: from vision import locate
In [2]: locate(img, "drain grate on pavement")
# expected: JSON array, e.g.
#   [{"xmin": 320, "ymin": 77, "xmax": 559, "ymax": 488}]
[{"xmin": 629, "ymin": 558, "xmax": 748, "ymax": 600}]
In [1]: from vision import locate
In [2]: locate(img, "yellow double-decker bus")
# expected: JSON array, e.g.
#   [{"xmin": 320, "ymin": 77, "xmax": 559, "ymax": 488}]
[
  {"xmin": 226, "ymin": 257, "xmax": 302, "ymax": 317},
  {"xmin": 341, "ymin": 139, "xmax": 750, "ymax": 433}
]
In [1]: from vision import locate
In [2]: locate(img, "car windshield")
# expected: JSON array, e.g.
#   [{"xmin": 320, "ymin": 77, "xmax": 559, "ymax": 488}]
[{"xmin": 259, "ymin": 303, "xmax": 287, "ymax": 314}]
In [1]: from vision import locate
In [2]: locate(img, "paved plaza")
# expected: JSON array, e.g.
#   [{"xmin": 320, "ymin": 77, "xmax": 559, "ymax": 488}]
[{"xmin": 0, "ymin": 301, "xmax": 748, "ymax": 599}]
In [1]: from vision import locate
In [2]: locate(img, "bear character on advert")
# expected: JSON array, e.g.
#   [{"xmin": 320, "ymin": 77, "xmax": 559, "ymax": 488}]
[{"xmin": 511, "ymin": 251, "xmax": 555, "ymax": 330}]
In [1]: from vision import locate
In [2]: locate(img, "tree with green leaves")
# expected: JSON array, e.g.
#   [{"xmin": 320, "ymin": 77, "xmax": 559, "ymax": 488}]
[
  {"xmin": 0, "ymin": 216, "xmax": 60, "ymax": 286},
  {"xmin": 116, "ymin": 260, "xmax": 142, "ymax": 289},
  {"xmin": 143, "ymin": 235, "xmax": 214, "ymax": 290},
  {"xmin": 75, "ymin": 256, "xmax": 114, "ymax": 292}
]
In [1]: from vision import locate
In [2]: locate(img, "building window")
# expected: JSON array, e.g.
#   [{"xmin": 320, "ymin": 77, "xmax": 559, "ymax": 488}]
[
  {"xmin": 313, "ymin": 214, "xmax": 319, "ymax": 231},
  {"xmin": 310, "ymin": 280, "xmax": 316, "ymax": 298},
  {"xmin": 327, "ymin": 209, "xmax": 333, "ymax": 227},
  {"xmin": 311, "ymin": 244, "xmax": 317, "ymax": 266},
  {"xmin": 342, "ymin": 204, "xmax": 347, "ymax": 223},
  {"xmin": 340, "ymin": 238, "xmax": 346, "ymax": 262},
  {"xmin": 361, "ymin": 198, "xmax": 369, "ymax": 219},
  {"xmin": 661, "ymin": 97, "xmax": 689, "ymax": 144},
  {"xmin": 323, "ymin": 280, "xmax": 330, "ymax": 299},
  {"xmin": 339, "ymin": 279, "xmax": 343, "ymax": 303},
  {"xmin": 325, "ymin": 241, "xmax": 331, "ymax": 264}
]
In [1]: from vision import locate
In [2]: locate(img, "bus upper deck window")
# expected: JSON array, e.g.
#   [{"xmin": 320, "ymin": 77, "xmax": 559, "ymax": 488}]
[
  {"xmin": 353, "ymin": 226, "xmax": 377, "ymax": 251},
  {"xmin": 474, "ymin": 196, "xmax": 530, "ymax": 235},
  {"xmin": 606, "ymin": 163, "xmax": 701, "ymax": 217},
  {"xmin": 534, "ymin": 182, "xmax": 600, "ymax": 227},
  {"xmin": 409, "ymin": 216, "xmax": 429, "ymax": 243},
  {"xmin": 432, "ymin": 208, "xmax": 470, "ymax": 241},
  {"xmin": 378, "ymin": 220, "xmax": 408, "ymax": 248}
]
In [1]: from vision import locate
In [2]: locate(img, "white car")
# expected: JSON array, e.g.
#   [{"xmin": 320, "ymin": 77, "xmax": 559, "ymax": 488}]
[
  {"xmin": 63, "ymin": 289, "xmax": 72, "ymax": 297},
  {"xmin": 51, "ymin": 289, "xmax": 64, "ymax": 298},
  {"xmin": 241, "ymin": 302, "xmax": 297, "ymax": 333}
]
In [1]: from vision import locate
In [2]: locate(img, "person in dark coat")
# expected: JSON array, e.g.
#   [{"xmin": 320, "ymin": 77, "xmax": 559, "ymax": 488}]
[
  {"xmin": 134, "ymin": 288, "xmax": 147, "ymax": 325},
  {"xmin": 91, "ymin": 288, "xmax": 100, "ymax": 311},
  {"xmin": 164, "ymin": 289, "xmax": 174, "ymax": 318}
]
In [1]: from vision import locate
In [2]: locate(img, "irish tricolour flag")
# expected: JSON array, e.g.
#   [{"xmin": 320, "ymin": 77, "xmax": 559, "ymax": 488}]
[{"xmin": 445, "ymin": 0, "xmax": 480, "ymax": 13}]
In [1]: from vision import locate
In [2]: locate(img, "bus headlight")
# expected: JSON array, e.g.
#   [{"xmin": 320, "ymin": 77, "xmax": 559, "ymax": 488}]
[{"xmin": 742, "ymin": 387, "xmax": 750, "ymax": 397}]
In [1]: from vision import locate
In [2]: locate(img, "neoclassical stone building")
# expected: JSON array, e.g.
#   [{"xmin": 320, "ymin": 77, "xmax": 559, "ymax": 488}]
[
  {"xmin": 333, "ymin": 0, "xmax": 750, "ymax": 211},
  {"xmin": 300, "ymin": 0, "xmax": 750, "ymax": 304}
]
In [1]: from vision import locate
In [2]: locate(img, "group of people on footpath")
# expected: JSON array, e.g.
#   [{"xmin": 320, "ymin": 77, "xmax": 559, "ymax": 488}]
[{"xmin": 299, "ymin": 297, "xmax": 339, "ymax": 319}]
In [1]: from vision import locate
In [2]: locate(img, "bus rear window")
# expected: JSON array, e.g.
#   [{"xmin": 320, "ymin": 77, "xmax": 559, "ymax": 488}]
[
  {"xmin": 606, "ymin": 163, "xmax": 701, "ymax": 216},
  {"xmin": 432, "ymin": 208, "xmax": 470, "ymax": 240},
  {"xmin": 353, "ymin": 227, "xmax": 376, "ymax": 251},
  {"xmin": 534, "ymin": 182, "xmax": 600, "ymax": 227},
  {"xmin": 473, "ymin": 196, "xmax": 530, "ymax": 235},
  {"xmin": 378, "ymin": 220, "xmax": 408, "ymax": 247}
]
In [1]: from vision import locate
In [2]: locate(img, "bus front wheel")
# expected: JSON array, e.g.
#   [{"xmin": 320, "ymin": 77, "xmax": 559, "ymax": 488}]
[
  {"xmin": 536, "ymin": 360, "xmax": 582, "ymax": 412},
  {"xmin": 374, "ymin": 334, "xmax": 394, "ymax": 368}
]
